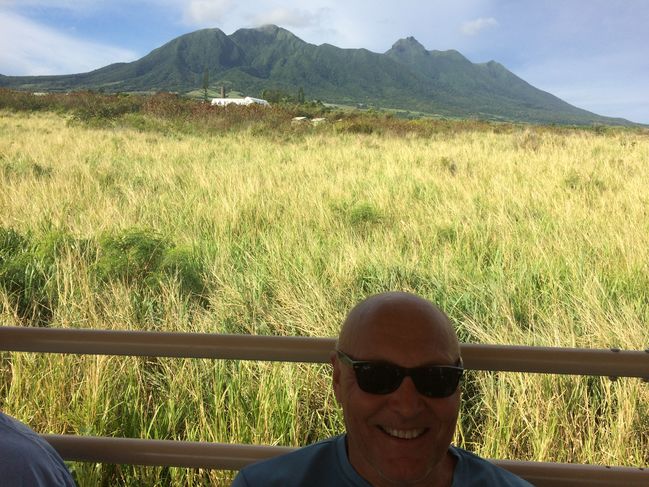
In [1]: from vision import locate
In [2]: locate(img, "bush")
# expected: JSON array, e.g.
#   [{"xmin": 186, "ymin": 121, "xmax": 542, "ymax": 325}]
[
  {"xmin": 348, "ymin": 202, "xmax": 383, "ymax": 226},
  {"xmin": 142, "ymin": 92, "xmax": 193, "ymax": 118},
  {"xmin": 0, "ymin": 228, "xmax": 55, "ymax": 325},
  {"xmin": 70, "ymin": 92, "xmax": 144, "ymax": 123},
  {"xmin": 94, "ymin": 229, "xmax": 168, "ymax": 286},
  {"xmin": 0, "ymin": 227, "xmax": 29, "ymax": 257},
  {"xmin": 336, "ymin": 120, "xmax": 375, "ymax": 135},
  {"xmin": 331, "ymin": 201, "xmax": 384, "ymax": 229},
  {"xmin": 93, "ymin": 228, "xmax": 207, "ymax": 304},
  {"xmin": 0, "ymin": 226, "xmax": 209, "ymax": 325},
  {"xmin": 0, "ymin": 89, "xmax": 54, "ymax": 111}
]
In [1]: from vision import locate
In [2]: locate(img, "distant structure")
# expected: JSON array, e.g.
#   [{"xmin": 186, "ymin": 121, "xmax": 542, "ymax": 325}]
[
  {"xmin": 292, "ymin": 116, "xmax": 327, "ymax": 126},
  {"xmin": 210, "ymin": 96, "xmax": 270, "ymax": 107}
]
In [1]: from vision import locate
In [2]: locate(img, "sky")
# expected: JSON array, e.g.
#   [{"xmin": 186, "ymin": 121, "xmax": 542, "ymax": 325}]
[{"xmin": 1, "ymin": 0, "xmax": 648, "ymax": 124}]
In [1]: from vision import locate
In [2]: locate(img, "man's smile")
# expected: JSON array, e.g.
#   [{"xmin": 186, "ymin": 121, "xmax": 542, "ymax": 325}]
[{"xmin": 378, "ymin": 426, "xmax": 428, "ymax": 440}]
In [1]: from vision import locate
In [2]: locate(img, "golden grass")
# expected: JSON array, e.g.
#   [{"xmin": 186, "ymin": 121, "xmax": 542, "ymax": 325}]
[{"xmin": 1, "ymin": 110, "xmax": 648, "ymax": 485}]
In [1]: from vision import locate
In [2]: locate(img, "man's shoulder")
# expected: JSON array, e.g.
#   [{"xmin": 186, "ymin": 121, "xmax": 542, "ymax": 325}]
[
  {"xmin": 1, "ymin": 412, "xmax": 51, "ymax": 458},
  {"xmin": 0, "ymin": 412, "xmax": 76, "ymax": 486},
  {"xmin": 246, "ymin": 435, "xmax": 340, "ymax": 468},
  {"xmin": 232, "ymin": 435, "xmax": 365, "ymax": 487},
  {"xmin": 451, "ymin": 446, "xmax": 534, "ymax": 486}
]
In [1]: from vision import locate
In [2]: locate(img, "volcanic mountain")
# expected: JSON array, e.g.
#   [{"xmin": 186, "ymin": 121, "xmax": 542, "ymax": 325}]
[{"xmin": 0, "ymin": 25, "xmax": 632, "ymax": 125}]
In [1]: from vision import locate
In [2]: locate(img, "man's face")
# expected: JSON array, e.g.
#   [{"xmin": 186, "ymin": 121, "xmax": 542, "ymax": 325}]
[{"xmin": 332, "ymin": 298, "xmax": 461, "ymax": 486}]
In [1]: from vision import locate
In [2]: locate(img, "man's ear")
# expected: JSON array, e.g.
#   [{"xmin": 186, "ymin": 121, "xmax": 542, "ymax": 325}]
[{"xmin": 330, "ymin": 351, "xmax": 342, "ymax": 403}]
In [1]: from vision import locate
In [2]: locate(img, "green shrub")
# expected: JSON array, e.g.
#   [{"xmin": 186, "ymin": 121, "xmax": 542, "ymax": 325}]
[
  {"xmin": 93, "ymin": 228, "xmax": 207, "ymax": 306},
  {"xmin": 94, "ymin": 229, "xmax": 168, "ymax": 286},
  {"xmin": 337, "ymin": 120, "xmax": 375, "ymax": 134},
  {"xmin": 143, "ymin": 92, "xmax": 193, "ymax": 118},
  {"xmin": 71, "ymin": 94, "xmax": 143, "ymax": 123},
  {"xmin": 0, "ymin": 228, "xmax": 54, "ymax": 325},
  {"xmin": 0, "ymin": 227, "xmax": 29, "ymax": 259},
  {"xmin": 0, "ymin": 89, "xmax": 53, "ymax": 111},
  {"xmin": 347, "ymin": 202, "xmax": 383, "ymax": 226},
  {"xmin": 0, "ymin": 226, "xmax": 209, "ymax": 325}
]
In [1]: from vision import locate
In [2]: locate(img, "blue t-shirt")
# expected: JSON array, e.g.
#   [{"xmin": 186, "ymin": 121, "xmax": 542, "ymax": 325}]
[
  {"xmin": 0, "ymin": 412, "xmax": 76, "ymax": 486},
  {"xmin": 232, "ymin": 435, "xmax": 533, "ymax": 486}
]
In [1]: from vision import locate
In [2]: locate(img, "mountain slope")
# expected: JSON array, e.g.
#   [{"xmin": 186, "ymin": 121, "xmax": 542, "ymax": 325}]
[
  {"xmin": 0, "ymin": 25, "xmax": 633, "ymax": 125},
  {"xmin": 383, "ymin": 36, "xmax": 617, "ymax": 124}
]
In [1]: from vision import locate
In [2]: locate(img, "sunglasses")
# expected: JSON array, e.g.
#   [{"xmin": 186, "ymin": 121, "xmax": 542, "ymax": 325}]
[{"xmin": 336, "ymin": 350, "xmax": 463, "ymax": 398}]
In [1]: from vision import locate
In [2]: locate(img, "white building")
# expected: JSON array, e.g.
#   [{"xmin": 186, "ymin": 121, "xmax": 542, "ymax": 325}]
[{"xmin": 210, "ymin": 96, "xmax": 270, "ymax": 107}]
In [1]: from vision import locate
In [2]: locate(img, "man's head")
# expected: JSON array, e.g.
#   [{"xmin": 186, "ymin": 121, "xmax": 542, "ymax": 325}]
[{"xmin": 331, "ymin": 292, "xmax": 462, "ymax": 486}]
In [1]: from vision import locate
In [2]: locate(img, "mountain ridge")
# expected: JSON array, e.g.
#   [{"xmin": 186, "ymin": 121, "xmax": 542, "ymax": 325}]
[{"xmin": 0, "ymin": 25, "xmax": 634, "ymax": 126}]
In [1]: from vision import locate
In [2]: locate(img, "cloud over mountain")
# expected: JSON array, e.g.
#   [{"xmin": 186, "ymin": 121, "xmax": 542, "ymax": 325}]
[{"xmin": 461, "ymin": 17, "xmax": 499, "ymax": 36}]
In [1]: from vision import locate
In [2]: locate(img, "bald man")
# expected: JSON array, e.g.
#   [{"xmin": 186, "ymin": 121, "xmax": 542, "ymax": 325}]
[{"xmin": 232, "ymin": 292, "xmax": 532, "ymax": 486}]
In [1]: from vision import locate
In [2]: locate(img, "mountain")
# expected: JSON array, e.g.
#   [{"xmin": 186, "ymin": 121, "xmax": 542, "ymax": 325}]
[{"xmin": 0, "ymin": 25, "xmax": 632, "ymax": 125}]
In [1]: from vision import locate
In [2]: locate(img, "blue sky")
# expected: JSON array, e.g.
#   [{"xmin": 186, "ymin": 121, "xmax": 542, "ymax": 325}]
[{"xmin": 1, "ymin": 0, "xmax": 648, "ymax": 124}]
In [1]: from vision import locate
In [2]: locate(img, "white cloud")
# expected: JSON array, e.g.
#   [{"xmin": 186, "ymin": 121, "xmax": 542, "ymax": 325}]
[
  {"xmin": 249, "ymin": 7, "xmax": 325, "ymax": 28},
  {"xmin": 181, "ymin": 0, "xmax": 233, "ymax": 26},
  {"xmin": 0, "ymin": 11, "xmax": 137, "ymax": 75},
  {"xmin": 461, "ymin": 17, "xmax": 498, "ymax": 36}
]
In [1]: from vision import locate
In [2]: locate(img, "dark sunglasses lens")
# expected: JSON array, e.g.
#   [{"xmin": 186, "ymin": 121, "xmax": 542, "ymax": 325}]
[
  {"xmin": 354, "ymin": 363, "xmax": 403, "ymax": 394},
  {"xmin": 412, "ymin": 367, "xmax": 463, "ymax": 397}
]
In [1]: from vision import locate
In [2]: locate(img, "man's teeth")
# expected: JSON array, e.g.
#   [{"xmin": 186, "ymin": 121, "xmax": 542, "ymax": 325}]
[{"xmin": 381, "ymin": 427, "xmax": 426, "ymax": 439}]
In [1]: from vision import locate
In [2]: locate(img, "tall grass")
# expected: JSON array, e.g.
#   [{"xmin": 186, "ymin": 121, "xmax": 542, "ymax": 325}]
[{"xmin": 1, "ymin": 105, "xmax": 648, "ymax": 485}]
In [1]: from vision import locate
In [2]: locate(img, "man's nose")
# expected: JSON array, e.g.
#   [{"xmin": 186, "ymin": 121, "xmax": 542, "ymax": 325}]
[{"xmin": 388, "ymin": 376, "xmax": 425, "ymax": 416}]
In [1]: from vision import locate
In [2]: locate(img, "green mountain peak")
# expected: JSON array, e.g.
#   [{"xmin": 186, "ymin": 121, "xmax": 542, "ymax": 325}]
[
  {"xmin": 388, "ymin": 36, "xmax": 428, "ymax": 54},
  {"xmin": 0, "ymin": 26, "xmax": 634, "ymax": 125}
]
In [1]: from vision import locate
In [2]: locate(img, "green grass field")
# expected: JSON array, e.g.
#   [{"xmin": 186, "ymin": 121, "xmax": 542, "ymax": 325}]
[{"xmin": 1, "ymin": 103, "xmax": 648, "ymax": 485}]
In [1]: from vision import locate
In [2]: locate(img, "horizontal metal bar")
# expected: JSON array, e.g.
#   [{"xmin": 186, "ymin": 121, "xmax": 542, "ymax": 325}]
[
  {"xmin": 460, "ymin": 343, "xmax": 649, "ymax": 378},
  {"xmin": 43, "ymin": 434, "xmax": 294, "ymax": 470},
  {"xmin": 2, "ymin": 326, "xmax": 648, "ymax": 378},
  {"xmin": 43, "ymin": 435, "xmax": 649, "ymax": 486},
  {"xmin": 0, "ymin": 326, "xmax": 334, "ymax": 363}
]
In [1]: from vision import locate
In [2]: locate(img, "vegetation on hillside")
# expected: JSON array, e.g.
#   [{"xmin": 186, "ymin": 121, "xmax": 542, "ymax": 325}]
[
  {"xmin": 0, "ymin": 25, "xmax": 636, "ymax": 126},
  {"xmin": 0, "ymin": 88, "xmax": 639, "ymax": 138},
  {"xmin": 1, "ymin": 95, "xmax": 648, "ymax": 485}
]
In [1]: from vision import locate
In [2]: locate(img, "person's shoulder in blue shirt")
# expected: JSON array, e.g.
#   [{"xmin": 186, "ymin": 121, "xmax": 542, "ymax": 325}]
[
  {"xmin": 231, "ymin": 434, "xmax": 533, "ymax": 486},
  {"xmin": 450, "ymin": 446, "xmax": 533, "ymax": 486},
  {"xmin": 0, "ymin": 411, "xmax": 76, "ymax": 486},
  {"xmin": 232, "ymin": 435, "xmax": 364, "ymax": 486}
]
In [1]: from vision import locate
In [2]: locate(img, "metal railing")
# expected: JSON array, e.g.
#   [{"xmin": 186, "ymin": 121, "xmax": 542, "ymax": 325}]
[
  {"xmin": 2, "ymin": 326, "xmax": 647, "ymax": 377},
  {"xmin": 2, "ymin": 326, "xmax": 648, "ymax": 486},
  {"xmin": 42, "ymin": 435, "xmax": 648, "ymax": 487}
]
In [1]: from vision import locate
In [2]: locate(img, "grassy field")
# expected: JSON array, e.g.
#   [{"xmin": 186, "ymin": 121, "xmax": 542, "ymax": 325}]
[{"xmin": 1, "ymin": 104, "xmax": 648, "ymax": 485}]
